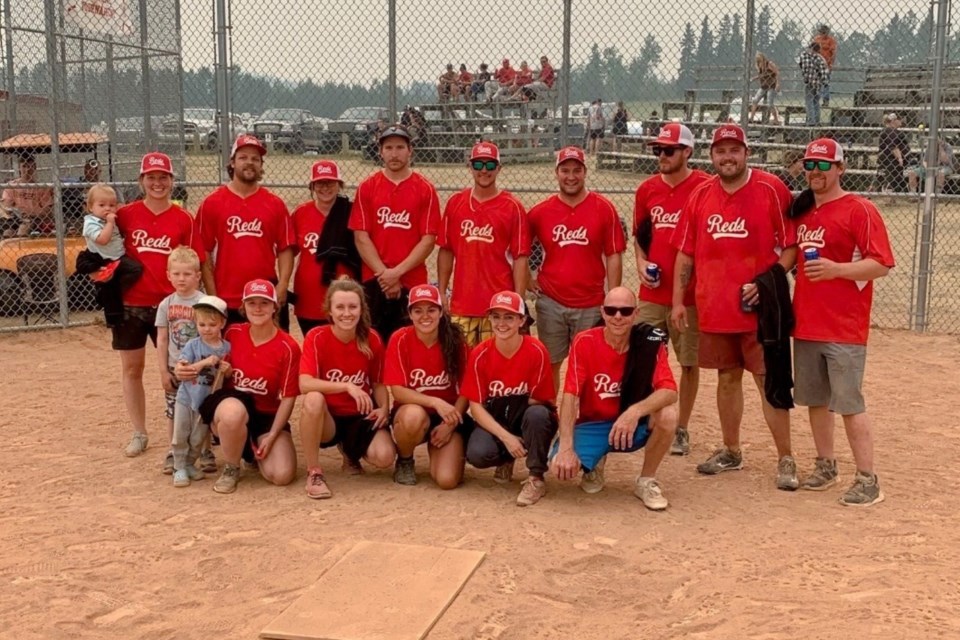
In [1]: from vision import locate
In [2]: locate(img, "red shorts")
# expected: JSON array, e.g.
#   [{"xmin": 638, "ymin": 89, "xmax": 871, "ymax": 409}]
[{"xmin": 698, "ymin": 331, "xmax": 765, "ymax": 374}]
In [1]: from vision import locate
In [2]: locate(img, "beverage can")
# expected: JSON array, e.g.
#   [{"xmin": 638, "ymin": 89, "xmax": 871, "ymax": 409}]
[
  {"xmin": 740, "ymin": 284, "xmax": 755, "ymax": 312},
  {"xmin": 645, "ymin": 263, "xmax": 661, "ymax": 288},
  {"xmin": 803, "ymin": 247, "xmax": 820, "ymax": 262}
]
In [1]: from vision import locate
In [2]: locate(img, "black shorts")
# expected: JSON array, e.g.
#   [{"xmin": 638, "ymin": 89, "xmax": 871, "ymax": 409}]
[
  {"xmin": 589, "ymin": 129, "xmax": 605, "ymax": 139},
  {"xmin": 111, "ymin": 305, "xmax": 158, "ymax": 351},
  {"xmin": 389, "ymin": 405, "xmax": 476, "ymax": 444},
  {"xmin": 199, "ymin": 389, "xmax": 290, "ymax": 462},
  {"xmin": 362, "ymin": 279, "xmax": 410, "ymax": 343},
  {"xmin": 320, "ymin": 414, "xmax": 384, "ymax": 463}
]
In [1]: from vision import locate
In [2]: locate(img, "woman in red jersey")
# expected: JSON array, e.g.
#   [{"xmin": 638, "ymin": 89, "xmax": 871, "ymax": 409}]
[{"xmin": 298, "ymin": 278, "xmax": 395, "ymax": 499}]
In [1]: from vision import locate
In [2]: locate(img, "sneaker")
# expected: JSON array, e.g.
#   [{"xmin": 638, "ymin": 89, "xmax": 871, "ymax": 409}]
[
  {"xmin": 493, "ymin": 460, "xmax": 515, "ymax": 484},
  {"xmin": 213, "ymin": 463, "xmax": 240, "ymax": 494},
  {"xmin": 516, "ymin": 476, "xmax": 546, "ymax": 507},
  {"xmin": 696, "ymin": 447, "xmax": 743, "ymax": 475},
  {"xmin": 338, "ymin": 444, "xmax": 364, "ymax": 475},
  {"xmin": 839, "ymin": 471, "xmax": 885, "ymax": 507},
  {"xmin": 305, "ymin": 468, "xmax": 333, "ymax": 499},
  {"xmin": 670, "ymin": 426, "xmax": 690, "ymax": 456},
  {"xmin": 777, "ymin": 455, "xmax": 800, "ymax": 491},
  {"xmin": 393, "ymin": 456, "xmax": 417, "ymax": 486},
  {"xmin": 185, "ymin": 464, "xmax": 205, "ymax": 481},
  {"xmin": 90, "ymin": 260, "xmax": 120, "ymax": 283},
  {"xmin": 162, "ymin": 451, "xmax": 174, "ymax": 475},
  {"xmin": 801, "ymin": 457, "xmax": 839, "ymax": 491},
  {"xmin": 199, "ymin": 449, "xmax": 217, "ymax": 474},
  {"xmin": 580, "ymin": 457, "xmax": 606, "ymax": 494},
  {"xmin": 634, "ymin": 477, "xmax": 669, "ymax": 510},
  {"xmin": 124, "ymin": 432, "xmax": 149, "ymax": 458},
  {"xmin": 172, "ymin": 469, "xmax": 191, "ymax": 488}
]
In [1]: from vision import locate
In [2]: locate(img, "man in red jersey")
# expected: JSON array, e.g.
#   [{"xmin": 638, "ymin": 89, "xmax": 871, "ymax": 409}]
[
  {"xmin": 551, "ymin": 287, "xmax": 678, "ymax": 509},
  {"xmin": 529, "ymin": 145, "xmax": 626, "ymax": 391},
  {"xmin": 633, "ymin": 122, "xmax": 709, "ymax": 457},
  {"xmin": 791, "ymin": 138, "xmax": 894, "ymax": 507},
  {"xmin": 197, "ymin": 134, "xmax": 296, "ymax": 330},
  {"xmin": 438, "ymin": 141, "xmax": 530, "ymax": 346},
  {"xmin": 485, "ymin": 58, "xmax": 516, "ymax": 102},
  {"xmin": 349, "ymin": 125, "xmax": 441, "ymax": 342},
  {"xmin": 671, "ymin": 124, "xmax": 799, "ymax": 490}
]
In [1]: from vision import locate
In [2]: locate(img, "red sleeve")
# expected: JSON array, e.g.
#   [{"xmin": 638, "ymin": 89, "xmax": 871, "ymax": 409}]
[
  {"xmin": 439, "ymin": 193, "xmax": 457, "ymax": 248},
  {"xmin": 461, "ymin": 345, "xmax": 486, "ymax": 403},
  {"xmin": 529, "ymin": 339, "xmax": 555, "ymax": 403},
  {"xmin": 421, "ymin": 181, "xmax": 441, "ymax": 236},
  {"xmin": 280, "ymin": 336, "xmax": 302, "ymax": 399},
  {"xmin": 383, "ymin": 331, "xmax": 406, "ymax": 386},
  {"xmin": 185, "ymin": 210, "xmax": 206, "ymax": 263},
  {"xmin": 562, "ymin": 333, "xmax": 588, "ymax": 396},
  {"xmin": 602, "ymin": 197, "xmax": 627, "ymax": 256},
  {"xmin": 651, "ymin": 344, "xmax": 678, "ymax": 392},
  {"xmin": 632, "ymin": 184, "xmax": 648, "ymax": 237},
  {"xmin": 197, "ymin": 195, "xmax": 218, "ymax": 253},
  {"xmin": 299, "ymin": 328, "xmax": 320, "ymax": 376},
  {"xmin": 348, "ymin": 181, "xmax": 369, "ymax": 232},
  {"xmin": 510, "ymin": 197, "xmax": 531, "ymax": 258},
  {"xmin": 858, "ymin": 202, "xmax": 896, "ymax": 268},
  {"xmin": 369, "ymin": 331, "xmax": 385, "ymax": 383}
]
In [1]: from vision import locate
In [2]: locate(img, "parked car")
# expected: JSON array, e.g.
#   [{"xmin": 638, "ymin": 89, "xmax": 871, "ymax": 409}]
[
  {"xmin": 252, "ymin": 108, "xmax": 325, "ymax": 154},
  {"xmin": 158, "ymin": 108, "xmax": 246, "ymax": 152},
  {"xmin": 329, "ymin": 106, "xmax": 393, "ymax": 150}
]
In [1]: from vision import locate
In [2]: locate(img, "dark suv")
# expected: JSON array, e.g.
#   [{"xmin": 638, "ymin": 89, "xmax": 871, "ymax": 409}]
[
  {"xmin": 329, "ymin": 106, "xmax": 393, "ymax": 150},
  {"xmin": 251, "ymin": 108, "xmax": 325, "ymax": 154}
]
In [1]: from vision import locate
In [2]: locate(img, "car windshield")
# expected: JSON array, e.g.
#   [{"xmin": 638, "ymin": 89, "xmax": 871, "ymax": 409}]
[
  {"xmin": 340, "ymin": 107, "xmax": 383, "ymax": 120},
  {"xmin": 260, "ymin": 109, "xmax": 303, "ymax": 122},
  {"xmin": 183, "ymin": 109, "xmax": 216, "ymax": 121}
]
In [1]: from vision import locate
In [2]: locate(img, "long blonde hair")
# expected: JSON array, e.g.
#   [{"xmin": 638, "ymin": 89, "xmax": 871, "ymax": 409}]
[{"xmin": 324, "ymin": 277, "xmax": 373, "ymax": 358}]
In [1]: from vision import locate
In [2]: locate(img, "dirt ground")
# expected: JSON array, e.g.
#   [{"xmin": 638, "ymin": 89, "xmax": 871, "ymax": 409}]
[{"xmin": 3, "ymin": 323, "xmax": 960, "ymax": 639}]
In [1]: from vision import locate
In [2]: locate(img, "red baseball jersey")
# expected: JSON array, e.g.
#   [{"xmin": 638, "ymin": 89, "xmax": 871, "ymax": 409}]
[
  {"xmin": 224, "ymin": 324, "xmax": 301, "ymax": 415},
  {"xmin": 348, "ymin": 171, "xmax": 441, "ymax": 288},
  {"xmin": 564, "ymin": 327, "xmax": 677, "ymax": 423},
  {"xmin": 116, "ymin": 201, "xmax": 204, "ymax": 307},
  {"xmin": 793, "ymin": 194, "xmax": 895, "ymax": 345},
  {"xmin": 495, "ymin": 67, "xmax": 517, "ymax": 84},
  {"xmin": 672, "ymin": 170, "xmax": 795, "ymax": 333},
  {"xmin": 528, "ymin": 191, "xmax": 626, "ymax": 308},
  {"xmin": 462, "ymin": 336, "xmax": 554, "ymax": 404},
  {"xmin": 383, "ymin": 326, "xmax": 468, "ymax": 407},
  {"xmin": 633, "ymin": 170, "xmax": 710, "ymax": 306},
  {"xmin": 197, "ymin": 185, "xmax": 296, "ymax": 308},
  {"xmin": 290, "ymin": 201, "xmax": 352, "ymax": 320},
  {"xmin": 300, "ymin": 325, "xmax": 385, "ymax": 417},
  {"xmin": 439, "ymin": 188, "xmax": 530, "ymax": 316}
]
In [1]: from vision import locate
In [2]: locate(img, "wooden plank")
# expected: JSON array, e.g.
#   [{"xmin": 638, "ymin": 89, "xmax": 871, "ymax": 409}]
[{"xmin": 261, "ymin": 542, "xmax": 485, "ymax": 640}]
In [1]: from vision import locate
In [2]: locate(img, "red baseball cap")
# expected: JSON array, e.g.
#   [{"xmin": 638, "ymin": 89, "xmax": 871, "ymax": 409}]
[
  {"xmin": 654, "ymin": 122, "xmax": 695, "ymax": 148},
  {"xmin": 139, "ymin": 152, "xmax": 174, "ymax": 176},
  {"xmin": 556, "ymin": 145, "xmax": 586, "ymax": 167},
  {"xmin": 487, "ymin": 291, "xmax": 525, "ymax": 315},
  {"xmin": 310, "ymin": 160, "xmax": 343, "ymax": 184},
  {"xmin": 470, "ymin": 141, "xmax": 500, "ymax": 162},
  {"xmin": 231, "ymin": 133, "xmax": 267, "ymax": 158},
  {"xmin": 710, "ymin": 124, "xmax": 748, "ymax": 148},
  {"xmin": 242, "ymin": 279, "xmax": 278, "ymax": 304},
  {"xmin": 408, "ymin": 284, "xmax": 443, "ymax": 309},
  {"xmin": 803, "ymin": 138, "xmax": 844, "ymax": 163}
]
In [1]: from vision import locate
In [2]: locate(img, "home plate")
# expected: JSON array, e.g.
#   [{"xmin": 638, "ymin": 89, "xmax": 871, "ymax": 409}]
[{"xmin": 260, "ymin": 541, "xmax": 485, "ymax": 640}]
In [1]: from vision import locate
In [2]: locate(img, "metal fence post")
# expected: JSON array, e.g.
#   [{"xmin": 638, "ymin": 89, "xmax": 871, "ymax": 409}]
[
  {"xmin": 139, "ymin": 0, "xmax": 153, "ymax": 149},
  {"xmin": 3, "ymin": 0, "xmax": 16, "ymax": 135},
  {"xmin": 215, "ymin": 0, "xmax": 232, "ymax": 175},
  {"xmin": 915, "ymin": 0, "xmax": 950, "ymax": 331},
  {"xmin": 43, "ymin": 0, "xmax": 68, "ymax": 327},
  {"xmin": 388, "ymin": 0, "xmax": 397, "ymax": 123},
  {"xmin": 560, "ymin": 0, "xmax": 572, "ymax": 147},
  {"xmin": 741, "ymin": 0, "xmax": 755, "ymax": 131}
]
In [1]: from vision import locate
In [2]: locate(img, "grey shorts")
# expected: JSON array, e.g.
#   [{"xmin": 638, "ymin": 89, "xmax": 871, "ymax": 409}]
[
  {"xmin": 164, "ymin": 366, "xmax": 181, "ymax": 420},
  {"xmin": 534, "ymin": 295, "xmax": 601, "ymax": 364},
  {"xmin": 793, "ymin": 339, "xmax": 867, "ymax": 415},
  {"xmin": 635, "ymin": 301, "xmax": 699, "ymax": 367}
]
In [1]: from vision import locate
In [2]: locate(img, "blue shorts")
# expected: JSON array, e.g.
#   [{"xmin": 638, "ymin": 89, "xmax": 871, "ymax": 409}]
[{"xmin": 548, "ymin": 419, "xmax": 651, "ymax": 472}]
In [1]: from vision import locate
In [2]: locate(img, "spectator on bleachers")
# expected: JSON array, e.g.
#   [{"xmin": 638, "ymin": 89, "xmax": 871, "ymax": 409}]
[
  {"xmin": 749, "ymin": 53, "xmax": 781, "ymax": 125},
  {"xmin": 779, "ymin": 149, "xmax": 805, "ymax": 191},
  {"xmin": 877, "ymin": 113, "xmax": 910, "ymax": 193},
  {"xmin": 457, "ymin": 64, "xmax": 473, "ymax": 101},
  {"xmin": 62, "ymin": 158, "xmax": 102, "ymax": 230},
  {"xmin": 612, "ymin": 101, "xmax": 628, "ymax": 151},
  {"xmin": 647, "ymin": 111, "xmax": 661, "ymax": 138},
  {"xmin": 485, "ymin": 59, "xmax": 516, "ymax": 102},
  {"xmin": 1, "ymin": 154, "xmax": 53, "ymax": 237},
  {"xmin": 471, "ymin": 64, "xmax": 492, "ymax": 101},
  {"xmin": 503, "ymin": 61, "xmax": 534, "ymax": 101},
  {"xmin": 587, "ymin": 98, "xmax": 606, "ymax": 155},
  {"xmin": 437, "ymin": 64, "xmax": 459, "ymax": 102},
  {"xmin": 526, "ymin": 56, "xmax": 556, "ymax": 98},
  {"xmin": 812, "ymin": 25, "xmax": 837, "ymax": 108},
  {"xmin": 799, "ymin": 42, "xmax": 828, "ymax": 126},
  {"xmin": 907, "ymin": 136, "xmax": 954, "ymax": 193}
]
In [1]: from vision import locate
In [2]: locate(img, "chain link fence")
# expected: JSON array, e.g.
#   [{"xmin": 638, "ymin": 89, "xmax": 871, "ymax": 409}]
[{"xmin": 3, "ymin": 0, "xmax": 960, "ymax": 332}]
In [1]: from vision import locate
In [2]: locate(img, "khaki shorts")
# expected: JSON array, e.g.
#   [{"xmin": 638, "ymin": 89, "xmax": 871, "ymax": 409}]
[
  {"xmin": 534, "ymin": 295, "xmax": 601, "ymax": 364},
  {"xmin": 636, "ymin": 301, "xmax": 699, "ymax": 367},
  {"xmin": 451, "ymin": 314, "xmax": 494, "ymax": 348},
  {"xmin": 699, "ymin": 331, "xmax": 765, "ymax": 374},
  {"xmin": 793, "ymin": 339, "xmax": 867, "ymax": 415}
]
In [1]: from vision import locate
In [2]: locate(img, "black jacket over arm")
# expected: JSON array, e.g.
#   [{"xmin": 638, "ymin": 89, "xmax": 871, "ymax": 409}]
[{"xmin": 753, "ymin": 263, "xmax": 794, "ymax": 410}]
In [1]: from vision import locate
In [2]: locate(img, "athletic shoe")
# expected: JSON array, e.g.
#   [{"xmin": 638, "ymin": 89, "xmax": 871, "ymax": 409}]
[
  {"xmin": 338, "ymin": 444, "xmax": 364, "ymax": 475},
  {"xmin": 801, "ymin": 457, "xmax": 839, "ymax": 491},
  {"xmin": 185, "ymin": 464, "xmax": 205, "ymax": 481},
  {"xmin": 839, "ymin": 471, "xmax": 885, "ymax": 507},
  {"xmin": 393, "ymin": 456, "xmax": 417, "ymax": 486},
  {"xmin": 305, "ymin": 468, "xmax": 332, "ymax": 499},
  {"xmin": 90, "ymin": 260, "xmax": 120, "ymax": 283},
  {"xmin": 172, "ymin": 469, "xmax": 190, "ymax": 488},
  {"xmin": 124, "ymin": 432, "xmax": 149, "ymax": 457},
  {"xmin": 198, "ymin": 449, "xmax": 217, "ymax": 474},
  {"xmin": 493, "ymin": 460, "xmax": 515, "ymax": 484},
  {"xmin": 696, "ymin": 447, "xmax": 743, "ymax": 475},
  {"xmin": 162, "ymin": 451, "xmax": 174, "ymax": 475},
  {"xmin": 516, "ymin": 477, "xmax": 546, "ymax": 507},
  {"xmin": 670, "ymin": 426, "xmax": 690, "ymax": 456},
  {"xmin": 213, "ymin": 463, "xmax": 240, "ymax": 494},
  {"xmin": 634, "ymin": 477, "xmax": 668, "ymax": 510},
  {"xmin": 580, "ymin": 457, "xmax": 606, "ymax": 494},
  {"xmin": 777, "ymin": 455, "xmax": 800, "ymax": 491}
]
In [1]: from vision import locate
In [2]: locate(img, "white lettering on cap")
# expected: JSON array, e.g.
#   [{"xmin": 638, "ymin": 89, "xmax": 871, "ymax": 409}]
[
  {"xmin": 495, "ymin": 294, "xmax": 513, "ymax": 305},
  {"xmin": 477, "ymin": 145, "xmax": 493, "ymax": 155},
  {"xmin": 413, "ymin": 287, "xmax": 432, "ymax": 297},
  {"xmin": 810, "ymin": 143, "xmax": 829, "ymax": 155},
  {"xmin": 719, "ymin": 129, "xmax": 738, "ymax": 138},
  {"xmin": 148, "ymin": 157, "xmax": 165, "ymax": 166},
  {"xmin": 250, "ymin": 283, "xmax": 268, "ymax": 293},
  {"xmin": 317, "ymin": 166, "xmax": 332, "ymax": 174}
]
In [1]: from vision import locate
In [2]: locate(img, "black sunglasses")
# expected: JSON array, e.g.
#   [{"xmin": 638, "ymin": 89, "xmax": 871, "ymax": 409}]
[
  {"xmin": 803, "ymin": 160, "xmax": 835, "ymax": 171},
  {"xmin": 602, "ymin": 305, "xmax": 636, "ymax": 317},
  {"xmin": 471, "ymin": 160, "xmax": 499, "ymax": 171},
  {"xmin": 650, "ymin": 146, "xmax": 678, "ymax": 157}
]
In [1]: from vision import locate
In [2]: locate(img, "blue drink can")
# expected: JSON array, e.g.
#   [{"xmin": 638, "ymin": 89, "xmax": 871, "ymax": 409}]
[
  {"xmin": 645, "ymin": 263, "xmax": 661, "ymax": 288},
  {"xmin": 740, "ymin": 284, "xmax": 754, "ymax": 312},
  {"xmin": 803, "ymin": 247, "xmax": 820, "ymax": 262}
]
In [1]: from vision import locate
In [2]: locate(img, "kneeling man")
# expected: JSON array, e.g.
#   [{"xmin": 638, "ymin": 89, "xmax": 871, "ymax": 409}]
[{"xmin": 551, "ymin": 286, "xmax": 679, "ymax": 509}]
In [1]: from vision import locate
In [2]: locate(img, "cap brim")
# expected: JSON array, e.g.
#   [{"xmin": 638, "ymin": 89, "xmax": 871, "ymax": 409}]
[
  {"xmin": 243, "ymin": 294, "xmax": 276, "ymax": 303},
  {"xmin": 193, "ymin": 303, "xmax": 228, "ymax": 318},
  {"xmin": 470, "ymin": 155, "xmax": 498, "ymax": 161},
  {"xmin": 487, "ymin": 304, "xmax": 522, "ymax": 314}
]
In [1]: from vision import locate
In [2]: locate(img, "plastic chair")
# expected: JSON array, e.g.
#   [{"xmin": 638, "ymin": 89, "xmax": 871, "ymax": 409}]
[{"xmin": 17, "ymin": 253, "xmax": 60, "ymax": 325}]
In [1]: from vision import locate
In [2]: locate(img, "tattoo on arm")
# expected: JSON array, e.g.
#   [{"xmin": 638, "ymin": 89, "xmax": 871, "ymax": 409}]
[{"xmin": 679, "ymin": 264, "xmax": 693, "ymax": 288}]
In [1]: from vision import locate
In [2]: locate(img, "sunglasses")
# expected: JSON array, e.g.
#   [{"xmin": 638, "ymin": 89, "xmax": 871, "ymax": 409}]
[
  {"xmin": 650, "ymin": 146, "xmax": 678, "ymax": 157},
  {"xmin": 803, "ymin": 160, "xmax": 835, "ymax": 171},
  {"xmin": 471, "ymin": 160, "xmax": 499, "ymax": 171},
  {"xmin": 602, "ymin": 305, "xmax": 636, "ymax": 317}
]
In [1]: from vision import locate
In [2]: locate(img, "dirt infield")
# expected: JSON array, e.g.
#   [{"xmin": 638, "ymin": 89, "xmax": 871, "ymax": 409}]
[{"xmin": 3, "ymin": 324, "xmax": 959, "ymax": 639}]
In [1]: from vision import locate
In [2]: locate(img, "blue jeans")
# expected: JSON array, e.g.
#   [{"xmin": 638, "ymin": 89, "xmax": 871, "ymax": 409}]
[
  {"xmin": 805, "ymin": 85, "xmax": 821, "ymax": 125},
  {"xmin": 548, "ymin": 419, "xmax": 651, "ymax": 472}
]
